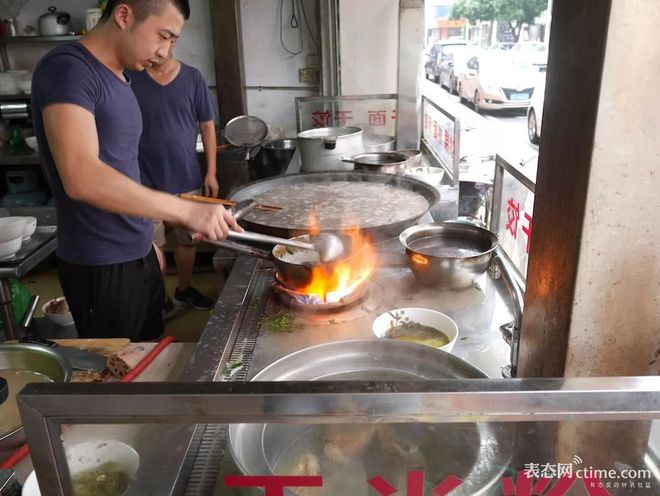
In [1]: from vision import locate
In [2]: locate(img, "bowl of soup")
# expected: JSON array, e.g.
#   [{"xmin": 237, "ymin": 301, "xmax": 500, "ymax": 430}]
[{"xmin": 372, "ymin": 307, "xmax": 459, "ymax": 352}]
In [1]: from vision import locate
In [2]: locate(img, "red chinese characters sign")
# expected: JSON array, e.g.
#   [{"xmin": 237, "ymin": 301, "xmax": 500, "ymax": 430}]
[
  {"xmin": 497, "ymin": 171, "xmax": 535, "ymax": 278},
  {"xmin": 422, "ymin": 100, "xmax": 456, "ymax": 170},
  {"xmin": 225, "ymin": 471, "xmax": 617, "ymax": 495}
]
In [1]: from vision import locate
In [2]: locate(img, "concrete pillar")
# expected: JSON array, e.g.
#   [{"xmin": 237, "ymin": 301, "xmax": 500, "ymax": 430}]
[{"xmin": 518, "ymin": 0, "xmax": 660, "ymax": 484}]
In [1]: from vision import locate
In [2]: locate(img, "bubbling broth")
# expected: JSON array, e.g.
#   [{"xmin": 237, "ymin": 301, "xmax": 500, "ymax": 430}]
[{"xmin": 0, "ymin": 369, "xmax": 53, "ymax": 435}]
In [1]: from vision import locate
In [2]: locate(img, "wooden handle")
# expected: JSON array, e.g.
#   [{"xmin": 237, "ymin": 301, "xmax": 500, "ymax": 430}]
[
  {"xmin": 180, "ymin": 193, "xmax": 235, "ymax": 207},
  {"xmin": 180, "ymin": 193, "xmax": 282, "ymax": 212}
]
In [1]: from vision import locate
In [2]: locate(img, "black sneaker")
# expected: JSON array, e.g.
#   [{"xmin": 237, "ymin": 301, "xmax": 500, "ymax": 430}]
[
  {"xmin": 162, "ymin": 296, "xmax": 176, "ymax": 321},
  {"xmin": 174, "ymin": 286, "xmax": 215, "ymax": 310}
]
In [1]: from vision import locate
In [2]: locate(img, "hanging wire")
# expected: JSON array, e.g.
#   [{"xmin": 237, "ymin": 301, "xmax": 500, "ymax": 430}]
[{"xmin": 280, "ymin": 0, "xmax": 304, "ymax": 55}]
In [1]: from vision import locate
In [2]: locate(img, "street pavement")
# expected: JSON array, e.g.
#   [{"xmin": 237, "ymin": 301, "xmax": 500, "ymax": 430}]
[{"xmin": 421, "ymin": 78, "xmax": 539, "ymax": 182}]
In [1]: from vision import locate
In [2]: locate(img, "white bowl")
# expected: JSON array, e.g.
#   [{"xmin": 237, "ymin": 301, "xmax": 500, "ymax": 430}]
[
  {"xmin": 372, "ymin": 307, "xmax": 459, "ymax": 353},
  {"xmin": 21, "ymin": 216, "xmax": 37, "ymax": 240},
  {"xmin": 42, "ymin": 297, "xmax": 74, "ymax": 327},
  {"xmin": 0, "ymin": 236, "xmax": 22, "ymax": 260},
  {"xmin": 22, "ymin": 440, "xmax": 140, "ymax": 496},
  {"xmin": 0, "ymin": 217, "xmax": 25, "ymax": 242},
  {"xmin": 24, "ymin": 136, "xmax": 38, "ymax": 151}
]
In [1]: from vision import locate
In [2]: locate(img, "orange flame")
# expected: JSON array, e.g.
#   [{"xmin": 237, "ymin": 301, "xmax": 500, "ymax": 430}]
[{"xmin": 299, "ymin": 213, "xmax": 377, "ymax": 303}]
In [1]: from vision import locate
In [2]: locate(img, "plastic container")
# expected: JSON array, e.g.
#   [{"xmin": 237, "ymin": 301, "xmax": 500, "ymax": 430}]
[{"xmin": 5, "ymin": 169, "xmax": 39, "ymax": 194}]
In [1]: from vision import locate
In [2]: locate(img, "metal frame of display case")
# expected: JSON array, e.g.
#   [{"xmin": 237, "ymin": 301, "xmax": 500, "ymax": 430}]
[
  {"xmin": 489, "ymin": 154, "xmax": 537, "ymax": 281},
  {"xmin": 17, "ymin": 377, "xmax": 660, "ymax": 495},
  {"xmin": 420, "ymin": 96, "xmax": 461, "ymax": 187}
]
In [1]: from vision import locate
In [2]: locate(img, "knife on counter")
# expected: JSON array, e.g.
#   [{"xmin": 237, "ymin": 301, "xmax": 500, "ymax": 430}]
[{"xmin": 19, "ymin": 337, "xmax": 107, "ymax": 373}]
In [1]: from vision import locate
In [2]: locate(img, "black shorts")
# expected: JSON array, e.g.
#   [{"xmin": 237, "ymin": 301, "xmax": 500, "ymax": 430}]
[{"xmin": 57, "ymin": 248, "xmax": 165, "ymax": 341}]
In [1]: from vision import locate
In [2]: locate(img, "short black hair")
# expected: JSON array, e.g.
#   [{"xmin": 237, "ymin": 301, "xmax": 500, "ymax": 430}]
[{"xmin": 100, "ymin": 0, "xmax": 190, "ymax": 23}]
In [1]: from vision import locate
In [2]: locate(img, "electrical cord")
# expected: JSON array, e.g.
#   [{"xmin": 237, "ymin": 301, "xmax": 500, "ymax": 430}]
[{"xmin": 280, "ymin": 0, "xmax": 304, "ymax": 55}]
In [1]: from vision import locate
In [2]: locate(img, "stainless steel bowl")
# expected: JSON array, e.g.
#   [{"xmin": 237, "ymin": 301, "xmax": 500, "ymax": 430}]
[
  {"xmin": 0, "ymin": 343, "xmax": 72, "ymax": 450},
  {"xmin": 229, "ymin": 340, "xmax": 512, "ymax": 496},
  {"xmin": 400, "ymin": 222, "xmax": 499, "ymax": 289},
  {"xmin": 363, "ymin": 133, "xmax": 395, "ymax": 152},
  {"xmin": 263, "ymin": 139, "xmax": 297, "ymax": 173},
  {"xmin": 349, "ymin": 151, "xmax": 411, "ymax": 174}
]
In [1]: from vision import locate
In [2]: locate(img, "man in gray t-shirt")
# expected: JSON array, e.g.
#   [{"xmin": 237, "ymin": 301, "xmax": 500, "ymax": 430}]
[
  {"xmin": 31, "ymin": 0, "xmax": 240, "ymax": 340},
  {"xmin": 130, "ymin": 43, "xmax": 219, "ymax": 312}
]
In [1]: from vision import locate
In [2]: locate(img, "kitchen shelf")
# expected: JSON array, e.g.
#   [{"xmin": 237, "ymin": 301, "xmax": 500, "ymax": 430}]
[
  {"xmin": 0, "ymin": 153, "xmax": 40, "ymax": 166},
  {"xmin": 0, "ymin": 93, "xmax": 30, "ymax": 101},
  {"xmin": 1, "ymin": 35, "xmax": 81, "ymax": 44}
]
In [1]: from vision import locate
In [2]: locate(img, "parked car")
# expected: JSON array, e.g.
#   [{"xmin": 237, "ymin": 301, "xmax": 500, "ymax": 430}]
[
  {"xmin": 438, "ymin": 45, "xmax": 477, "ymax": 94},
  {"xmin": 527, "ymin": 74, "xmax": 546, "ymax": 144},
  {"xmin": 424, "ymin": 39, "xmax": 467, "ymax": 83},
  {"xmin": 510, "ymin": 41, "xmax": 548, "ymax": 71},
  {"xmin": 457, "ymin": 52, "xmax": 538, "ymax": 112}
]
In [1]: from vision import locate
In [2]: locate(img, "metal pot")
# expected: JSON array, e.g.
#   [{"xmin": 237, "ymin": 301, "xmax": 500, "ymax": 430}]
[
  {"xmin": 399, "ymin": 222, "xmax": 499, "ymax": 289},
  {"xmin": 229, "ymin": 340, "xmax": 513, "ymax": 496},
  {"xmin": 262, "ymin": 139, "xmax": 297, "ymax": 172},
  {"xmin": 297, "ymin": 126, "xmax": 363, "ymax": 172},
  {"xmin": 363, "ymin": 133, "xmax": 395, "ymax": 152},
  {"xmin": 397, "ymin": 149, "xmax": 422, "ymax": 168},
  {"xmin": 0, "ymin": 343, "xmax": 72, "ymax": 450},
  {"xmin": 38, "ymin": 6, "xmax": 72, "ymax": 36},
  {"xmin": 343, "ymin": 151, "xmax": 411, "ymax": 174}
]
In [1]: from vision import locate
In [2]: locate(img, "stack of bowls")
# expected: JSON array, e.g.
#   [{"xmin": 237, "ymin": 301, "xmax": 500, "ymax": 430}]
[{"xmin": 0, "ymin": 217, "xmax": 25, "ymax": 260}]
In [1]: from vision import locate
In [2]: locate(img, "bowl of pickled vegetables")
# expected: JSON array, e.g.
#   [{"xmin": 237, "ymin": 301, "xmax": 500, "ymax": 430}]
[
  {"xmin": 22, "ymin": 440, "xmax": 139, "ymax": 496},
  {"xmin": 372, "ymin": 307, "xmax": 459, "ymax": 352}
]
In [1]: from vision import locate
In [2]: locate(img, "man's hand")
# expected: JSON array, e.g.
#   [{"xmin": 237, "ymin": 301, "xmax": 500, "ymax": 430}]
[
  {"xmin": 203, "ymin": 173, "xmax": 219, "ymax": 198},
  {"xmin": 183, "ymin": 202, "xmax": 242, "ymax": 240}
]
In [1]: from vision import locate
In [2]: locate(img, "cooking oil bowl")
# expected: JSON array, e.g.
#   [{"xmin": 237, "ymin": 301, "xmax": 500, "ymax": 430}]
[{"xmin": 372, "ymin": 307, "xmax": 458, "ymax": 352}]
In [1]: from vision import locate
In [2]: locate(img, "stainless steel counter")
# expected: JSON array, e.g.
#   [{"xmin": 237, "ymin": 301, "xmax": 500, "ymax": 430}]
[{"xmin": 167, "ymin": 235, "xmax": 516, "ymax": 494}]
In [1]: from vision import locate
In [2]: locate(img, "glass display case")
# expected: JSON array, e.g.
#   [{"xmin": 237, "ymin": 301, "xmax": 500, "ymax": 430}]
[{"xmin": 17, "ymin": 376, "xmax": 660, "ymax": 495}]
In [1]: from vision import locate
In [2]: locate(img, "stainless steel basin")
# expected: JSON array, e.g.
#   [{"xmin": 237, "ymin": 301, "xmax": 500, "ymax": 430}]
[{"xmin": 0, "ymin": 343, "xmax": 72, "ymax": 450}]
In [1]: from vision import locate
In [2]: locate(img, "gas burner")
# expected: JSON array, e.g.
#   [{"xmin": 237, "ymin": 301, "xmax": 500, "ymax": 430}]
[{"xmin": 273, "ymin": 274, "xmax": 369, "ymax": 312}]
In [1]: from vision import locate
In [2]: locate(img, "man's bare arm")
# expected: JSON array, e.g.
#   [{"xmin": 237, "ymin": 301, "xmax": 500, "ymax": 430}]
[{"xmin": 43, "ymin": 103, "xmax": 239, "ymax": 239}]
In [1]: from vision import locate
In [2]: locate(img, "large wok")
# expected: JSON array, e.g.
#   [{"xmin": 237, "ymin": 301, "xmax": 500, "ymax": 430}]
[
  {"xmin": 229, "ymin": 171, "xmax": 440, "ymax": 241},
  {"xmin": 229, "ymin": 340, "xmax": 513, "ymax": 496}
]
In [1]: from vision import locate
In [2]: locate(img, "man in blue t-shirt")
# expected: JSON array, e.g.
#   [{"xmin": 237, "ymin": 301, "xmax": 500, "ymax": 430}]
[
  {"xmin": 31, "ymin": 0, "xmax": 240, "ymax": 341},
  {"xmin": 130, "ymin": 43, "xmax": 219, "ymax": 312}
]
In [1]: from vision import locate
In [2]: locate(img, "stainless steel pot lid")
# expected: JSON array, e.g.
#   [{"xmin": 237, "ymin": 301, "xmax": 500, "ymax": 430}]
[{"xmin": 298, "ymin": 126, "xmax": 363, "ymax": 140}]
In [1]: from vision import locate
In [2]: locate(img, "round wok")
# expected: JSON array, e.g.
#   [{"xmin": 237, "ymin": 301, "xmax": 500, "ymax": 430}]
[{"xmin": 210, "ymin": 233, "xmax": 364, "ymax": 290}]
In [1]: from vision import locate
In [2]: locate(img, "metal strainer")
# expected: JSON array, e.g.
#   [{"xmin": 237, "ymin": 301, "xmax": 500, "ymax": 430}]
[{"xmin": 224, "ymin": 115, "xmax": 268, "ymax": 159}]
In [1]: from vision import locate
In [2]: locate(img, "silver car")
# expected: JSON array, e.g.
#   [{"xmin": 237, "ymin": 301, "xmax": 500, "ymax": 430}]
[{"xmin": 458, "ymin": 52, "xmax": 538, "ymax": 112}]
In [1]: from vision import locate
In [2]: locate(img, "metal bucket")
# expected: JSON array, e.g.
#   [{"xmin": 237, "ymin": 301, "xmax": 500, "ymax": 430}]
[
  {"xmin": 363, "ymin": 133, "xmax": 395, "ymax": 152},
  {"xmin": 263, "ymin": 139, "xmax": 297, "ymax": 172},
  {"xmin": 298, "ymin": 127, "xmax": 364, "ymax": 172}
]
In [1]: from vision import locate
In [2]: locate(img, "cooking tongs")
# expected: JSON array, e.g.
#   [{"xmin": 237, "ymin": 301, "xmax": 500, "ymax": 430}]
[{"xmin": 188, "ymin": 199, "xmax": 346, "ymax": 263}]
